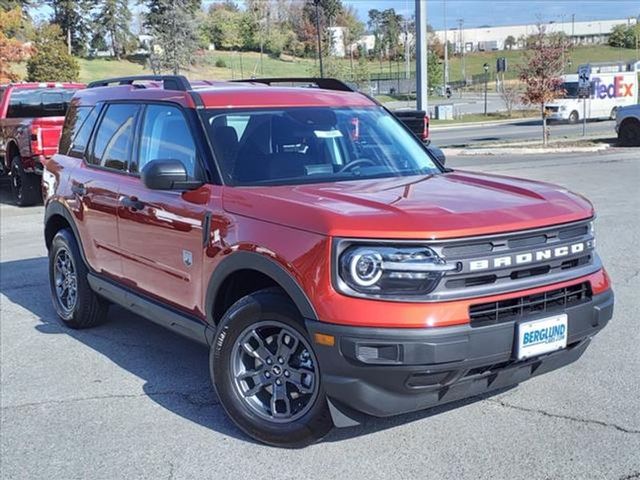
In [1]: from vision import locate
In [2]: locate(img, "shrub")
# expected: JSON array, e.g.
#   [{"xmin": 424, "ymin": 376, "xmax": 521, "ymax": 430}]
[
  {"xmin": 215, "ymin": 58, "xmax": 227, "ymax": 68},
  {"xmin": 26, "ymin": 24, "xmax": 79, "ymax": 82}
]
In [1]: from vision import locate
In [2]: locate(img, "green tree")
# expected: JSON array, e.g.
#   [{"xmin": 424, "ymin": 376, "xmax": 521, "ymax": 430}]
[
  {"xmin": 145, "ymin": 0, "xmax": 201, "ymax": 74},
  {"xmin": 0, "ymin": 0, "xmax": 31, "ymax": 12},
  {"xmin": 202, "ymin": 5, "xmax": 244, "ymax": 50},
  {"xmin": 504, "ymin": 35, "xmax": 516, "ymax": 50},
  {"xmin": 608, "ymin": 24, "xmax": 636, "ymax": 49},
  {"xmin": 95, "ymin": 0, "xmax": 132, "ymax": 59},
  {"xmin": 1, "ymin": 7, "xmax": 31, "ymax": 81},
  {"xmin": 26, "ymin": 23, "xmax": 79, "ymax": 81},
  {"xmin": 427, "ymin": 51, "xmax": 442, "ymax": 93},
  {"xmin": 45, "ymin": 0, "xmax": 93, "ymax": 56}
]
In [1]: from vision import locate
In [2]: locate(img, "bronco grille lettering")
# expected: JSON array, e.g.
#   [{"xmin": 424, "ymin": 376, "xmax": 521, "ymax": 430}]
[{"xmin": 468, "ymin": 241, "xmax": 588, "ymax": 271}]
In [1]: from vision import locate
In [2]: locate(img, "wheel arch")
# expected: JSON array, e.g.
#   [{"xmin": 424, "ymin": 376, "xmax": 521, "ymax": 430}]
[
  {"xmin": 205, "ymin": 252, "xmax": 318, "ymax": 327},
  {"xmin": 44, "ymin": 201, "xmax": 89, "ymax": 266},
  {"xmin": 4, "ymin": 140, "xmax": 19, "ymax": 169},
  {"xmin": 620, "ymin": 116, "xmax": 640, "ymax": 129}
]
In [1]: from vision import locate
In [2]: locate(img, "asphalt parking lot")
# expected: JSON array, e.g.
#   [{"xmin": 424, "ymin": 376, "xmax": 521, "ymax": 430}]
[{"xmin": 1, "ymin": 148, "xmax": 639, "ymax": 480}]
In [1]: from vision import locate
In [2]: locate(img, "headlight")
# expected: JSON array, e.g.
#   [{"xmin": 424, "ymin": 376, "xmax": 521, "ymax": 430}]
[{"xmin": 336, "ymin": 244, "xmax": 458, "ymax": 298}]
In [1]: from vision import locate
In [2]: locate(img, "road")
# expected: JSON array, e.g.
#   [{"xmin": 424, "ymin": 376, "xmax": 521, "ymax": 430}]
[
  {"xmin": 1, "ymin": 148, "xmax": 639, "ymax": 480},
  {"xmin": 388, "ymin": 92, "xmax": 513, "ymax": 116},
  {"xmin": 431, "ymin": 118, "xmax": 616, "ymax": 147}
]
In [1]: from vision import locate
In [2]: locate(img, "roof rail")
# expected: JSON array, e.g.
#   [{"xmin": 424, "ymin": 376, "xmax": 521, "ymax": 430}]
[
  {"xmin": 232, "ymin": 77, "xmax": 354, "ymax": 92},
  {"xmin": 87, "ymin": 75, "xmax": 192, "ymax": 91}
]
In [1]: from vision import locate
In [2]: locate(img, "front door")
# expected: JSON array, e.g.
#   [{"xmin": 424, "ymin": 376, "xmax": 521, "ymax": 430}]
[{"xmin": 116, "ymin": 104, "xmax": 211, "ymax": 315}]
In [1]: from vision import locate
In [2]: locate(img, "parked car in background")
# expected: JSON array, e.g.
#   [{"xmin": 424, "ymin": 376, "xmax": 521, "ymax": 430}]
[
  {"xmin": 616, "ymin": 104, "xmax": 640, "ymax": 146},
  {"xmin": 44, "ymin": 75, "xmax": 612, "ymax": 448},
  {"xmin": 0, "ymin": 82, "xmax": 85, "ymax": 205},
  {"xmin": 546, "ymin": 72, "xmax": 637, "ymax": 124},
  {"xmin": 394, "ymin": 109, "xmax": 430, "ymax": 143}
]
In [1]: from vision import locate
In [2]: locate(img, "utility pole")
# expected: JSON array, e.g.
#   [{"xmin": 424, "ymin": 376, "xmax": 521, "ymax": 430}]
[
  {"xmin": 458, "ymin": 19, "xmax": 465, "ymax": 86},
  {"xmin": 571, "ymin": 13, "xmax": 575, "ymax": 46},
  {"xmin": 443, "ymin": 0, "xmax": 448, "ymax": 91},
  {"xmin": 314, "ymin": 0, "xmax": 324, "ymax": 78},
  {"xmin": 415, "ymin": 0, "xmax": 428, "ymax": 112},
  {"xmin": 404, "ymin": 0, "xmax": 410, "ymax": 79}
]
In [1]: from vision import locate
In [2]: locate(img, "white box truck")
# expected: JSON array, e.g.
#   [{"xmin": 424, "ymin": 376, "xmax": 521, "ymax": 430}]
[{"xmin": 546, "ymin": 71, "xmax": 638, "ymax": 123}]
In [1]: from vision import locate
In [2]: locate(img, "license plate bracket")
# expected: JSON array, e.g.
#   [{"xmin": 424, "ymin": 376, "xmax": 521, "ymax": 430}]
[{"xmin": 516, "ymin": 314, "xmax": 568, "ymax": 360}]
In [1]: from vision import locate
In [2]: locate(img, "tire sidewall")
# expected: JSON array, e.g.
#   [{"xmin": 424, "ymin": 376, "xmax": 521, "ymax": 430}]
[
  {"xmin": 49, "ymin": 230, "xmax": 89, "ymax": 324},
  {"xmin": 568, "ymin": 111, "xmax": 579, "ymax": 124},
  {"xmin": 211, "ymin": 291, "xmax": 332, "ymax": 447},
  {"xmin": 10, "ymin": 157, "xmax": 24, "ymax": 205}
]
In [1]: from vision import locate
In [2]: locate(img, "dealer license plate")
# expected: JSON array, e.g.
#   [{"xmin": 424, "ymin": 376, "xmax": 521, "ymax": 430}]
[{"xmin": 516, "ymin": 314, "xmax": 568, "ymax": 360}]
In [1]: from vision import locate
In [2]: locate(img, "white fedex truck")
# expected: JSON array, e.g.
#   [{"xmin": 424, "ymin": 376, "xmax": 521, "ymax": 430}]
[{"xmin": 546, "ymin": 71, "xmax": 638, "ymax": 123}]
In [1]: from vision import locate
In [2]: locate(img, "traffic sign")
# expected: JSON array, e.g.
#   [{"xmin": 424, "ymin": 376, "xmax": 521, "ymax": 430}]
[{"xmin": 578, "ymin": 64, "xmax": 591, "ymax": 89}]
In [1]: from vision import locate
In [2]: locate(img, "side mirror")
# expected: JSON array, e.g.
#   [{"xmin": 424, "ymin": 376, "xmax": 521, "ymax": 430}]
[
  {"xmin": 426, "ymin": 145, "xmax": 446, "ymax": 166},
  {"xmin": 141, "ymin": 159, "xmax": 203, "ymax": 191}
]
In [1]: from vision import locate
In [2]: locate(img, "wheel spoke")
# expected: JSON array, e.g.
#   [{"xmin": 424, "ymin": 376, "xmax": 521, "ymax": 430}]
[
  {"xmin": 241, "ymin": 330, "xmax": 273, "ymax": 362},
  {"xmin": 277, "ymin": 330, "xmax": 299, "ymax": 360},
  {"xmin": 270, "ymin": 382, "xmax": 291, "ymax": 417},
  {"xmin": 286, "ymin": 367, "xmax": 314, "ymax": 394}
]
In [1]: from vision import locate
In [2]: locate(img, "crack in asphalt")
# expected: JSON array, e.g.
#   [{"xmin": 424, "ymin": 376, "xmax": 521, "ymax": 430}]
[
  {"xmin": 0, "ymin": 281, "xmax": 48, "ymax": 292},
  {"xmin": 620, "ymin": 472, "xmax": 640, "ymax": 480},
  {"xmin": 1, "ymin": 389, "xmax": 219, "ymax": 411},
  {"xmin": 488, "ymin": 399, "xmax": 640, "ymax": 435}
]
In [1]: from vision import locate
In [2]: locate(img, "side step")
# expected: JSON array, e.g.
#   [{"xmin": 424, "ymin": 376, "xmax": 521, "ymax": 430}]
[{"xmin": 87, "ymin": 273, "xmax": 210, "ymax": 345}]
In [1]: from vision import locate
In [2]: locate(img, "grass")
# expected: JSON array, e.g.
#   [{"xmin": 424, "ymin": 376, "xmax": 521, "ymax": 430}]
[
  {"xmin": 431, "ymin": 109, "xmax": 538, "ymax": 125},
  {"xmin": 7, "ymin": 44, "xmax": 638, "ymax": 89}
]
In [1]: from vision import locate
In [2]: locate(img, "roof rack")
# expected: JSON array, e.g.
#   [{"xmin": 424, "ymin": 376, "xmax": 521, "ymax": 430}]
[
  {"xmin": 87, "ymin": 75, "xmax": 192, "ymax": 91},
  {"xmin": 232, "ymin": 77, "xmax": 354, "ymax": 92}
]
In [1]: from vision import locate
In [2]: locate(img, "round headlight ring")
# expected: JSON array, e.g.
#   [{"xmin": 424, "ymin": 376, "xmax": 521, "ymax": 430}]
[{"xmin": 349, "ymin": 250, "xmax": 383, "ymax": 287}]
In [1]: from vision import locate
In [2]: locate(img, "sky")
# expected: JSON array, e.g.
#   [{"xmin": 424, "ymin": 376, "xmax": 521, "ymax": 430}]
[{"xmin": 345, "ymin": 0, "xmax": 640, "ymax": 30}]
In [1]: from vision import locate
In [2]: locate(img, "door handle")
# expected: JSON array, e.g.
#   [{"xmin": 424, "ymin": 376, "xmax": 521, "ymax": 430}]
[
  {"xmin": 120, "ymin": 196, "xmax": 145, "ymax": 212},
  {"xmin": 71, "ymin": 183, "xmax": 87, "ymax": 196}
]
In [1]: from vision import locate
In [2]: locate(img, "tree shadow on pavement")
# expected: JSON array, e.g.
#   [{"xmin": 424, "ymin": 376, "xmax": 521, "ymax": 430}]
[{"xmin": 1, "ymin": 256, "xmax": 516, "ymax": 447}]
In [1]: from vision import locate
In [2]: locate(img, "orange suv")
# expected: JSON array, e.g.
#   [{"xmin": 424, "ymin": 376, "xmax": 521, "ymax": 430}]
[{"xmin": 44, "ymin": 75, "xmax": 613, "ymax": 447}]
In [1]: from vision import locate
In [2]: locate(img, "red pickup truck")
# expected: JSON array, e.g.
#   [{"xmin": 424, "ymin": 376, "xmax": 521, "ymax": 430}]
[{"xmin": 0, "ymin": 82, "xmax": 85, "ymax": 205}]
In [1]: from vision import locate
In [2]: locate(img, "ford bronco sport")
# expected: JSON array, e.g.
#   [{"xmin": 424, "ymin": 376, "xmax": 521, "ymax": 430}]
[
  {"xmin": 44, "ymin": 75, "xmax": 614, "ymax": 447},
  {"xmin": 0, "ymin": 82, "xmax": 85, "ymax": 205}
]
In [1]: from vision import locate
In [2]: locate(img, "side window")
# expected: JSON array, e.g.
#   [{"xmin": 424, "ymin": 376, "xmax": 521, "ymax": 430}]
[
  {"xmin": 136, "ymin": 104, "xmax": 197, "ymax": 176},
  {"xmin": 69, "ymin": 107, "xmax": 99, "ymax": 157},
  {"xmin": 59, "ymin": 105, "xmax": 94, "ymax": 155},
  {"xmin": 89, "ymin": 103, "xmax": 139, "ymax": 171}
]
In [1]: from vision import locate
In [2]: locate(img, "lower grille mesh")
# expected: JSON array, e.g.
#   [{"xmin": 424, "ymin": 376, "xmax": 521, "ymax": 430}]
[{"xmin": 469, "ymin": 282, "xmax": 592, "ymax": 327}]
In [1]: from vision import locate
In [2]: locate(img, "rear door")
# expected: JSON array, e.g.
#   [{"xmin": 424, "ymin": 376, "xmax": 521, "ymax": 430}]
[
  {"xmin": 116, "ymin": 103, "xmax": 211, "ymax": 314},
  {"xmin": 70, "ymin": 102, "xmax": 141, "ymax": 278}
]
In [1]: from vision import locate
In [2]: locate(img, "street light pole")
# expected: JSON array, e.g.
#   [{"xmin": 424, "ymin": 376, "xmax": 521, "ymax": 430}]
[
  {"xmin": 314, "ymin": 0, "xmax": 324, "ymax": 78},
  {"xmin": 483, "ymin": 63, "xmax": 489, "ymax": 116},
  {"xmin": 415, "ymin": 0, "xmax": 428, "ymax": 112}
]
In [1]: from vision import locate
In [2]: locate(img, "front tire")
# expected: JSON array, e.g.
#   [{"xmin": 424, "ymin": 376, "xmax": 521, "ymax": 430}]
[
  {"xmin": 49, "ymin": 229, "xmax": 108, "ymax": 329},
  {"xmin": 211, "ymin": 288, "xmax": 332, "ymax": 447},
  {"xmin": 10, "ymin": 156, "xmax": 41, "ymax": 206}
]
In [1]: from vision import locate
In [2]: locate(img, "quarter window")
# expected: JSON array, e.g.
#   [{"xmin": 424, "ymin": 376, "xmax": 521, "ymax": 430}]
[
  {"xmin": 89, "ymin": 103, "xmax": 139, "ymax": 171},
  {"xmin": 59, "ymin": 105, "xmax": 95, "ymax": 155},
  {"xmin": 136, "ymin": 105, "xmax": 197, "ymax": 177}
]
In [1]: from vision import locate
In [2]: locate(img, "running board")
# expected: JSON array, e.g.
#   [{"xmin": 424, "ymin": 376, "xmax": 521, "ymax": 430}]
[{"xmin": 87, "ymin": 273, "xmax": 209, "ymax": 345}]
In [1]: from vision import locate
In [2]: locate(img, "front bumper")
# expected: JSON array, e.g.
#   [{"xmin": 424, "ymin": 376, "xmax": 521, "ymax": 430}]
[{"xmin": 306, "ymin": 289, "xmax": 613, "ymax": 422}]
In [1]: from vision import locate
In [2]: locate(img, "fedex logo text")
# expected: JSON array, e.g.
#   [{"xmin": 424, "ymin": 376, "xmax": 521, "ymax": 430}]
[{"xmin": 592, "ymin": 76, "xmax": 634, "ymax": 99}]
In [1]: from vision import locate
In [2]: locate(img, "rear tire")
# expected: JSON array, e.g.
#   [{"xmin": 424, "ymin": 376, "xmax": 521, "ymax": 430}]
[
  {"xmin": 49, "ymin": 229, "xmax": 109, "ymax": 329},
  {"xmin": 618, "ymin": 121, "xmax": 640, "ymax": 147},
  {"xmin": 211, "ymin": 288, "xmax": 333, "ymax": 448},
  {"xmin": 10, "ymin": 156, "xmax": 41, "ymax": 206},
  {"xmin": 568, "ymin": 111, "xmax": 579, "ymax": 124}
]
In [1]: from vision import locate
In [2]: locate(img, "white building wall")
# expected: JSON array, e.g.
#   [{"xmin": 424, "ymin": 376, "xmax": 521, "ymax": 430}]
[{"xmin": 434, "ymin": 18, "xmax": 638, "ymax": 52}]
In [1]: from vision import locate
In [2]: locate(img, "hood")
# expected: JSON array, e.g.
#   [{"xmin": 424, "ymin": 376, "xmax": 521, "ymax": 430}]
[
  {"xmin": 222, "ymin": 171, "xmax": 594, "ymax": 239},
  {"xmin": 547, "ymin": 99, "xmax": 576, "ymax": 107}
]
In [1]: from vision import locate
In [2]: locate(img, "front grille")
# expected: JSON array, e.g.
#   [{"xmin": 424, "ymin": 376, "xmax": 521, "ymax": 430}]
[
  {"xmin": 425, "ymin": 219, "xmax": 598, "ymax": 301},
  {"xmin": 469, "ymin": 282, "xmax": 592, "ymax": 327}
]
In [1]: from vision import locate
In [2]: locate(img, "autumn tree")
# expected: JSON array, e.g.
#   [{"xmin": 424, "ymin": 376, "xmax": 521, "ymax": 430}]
[
  {"xmin": 519, "ymin": 27, "xmax": 567, "ymax": 145},
  {"xmin": 26, "ymin": 23, "xmax": 80, "ymax": 81},
  {"xmin": 0, "ymin": 7, "xmax": 31, "ymax": 82}
]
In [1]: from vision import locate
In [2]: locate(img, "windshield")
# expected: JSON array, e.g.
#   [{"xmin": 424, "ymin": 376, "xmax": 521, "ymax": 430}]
[{"xmin": 205, "ymin": 106, "xmax": 441, "ymax": 186}]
